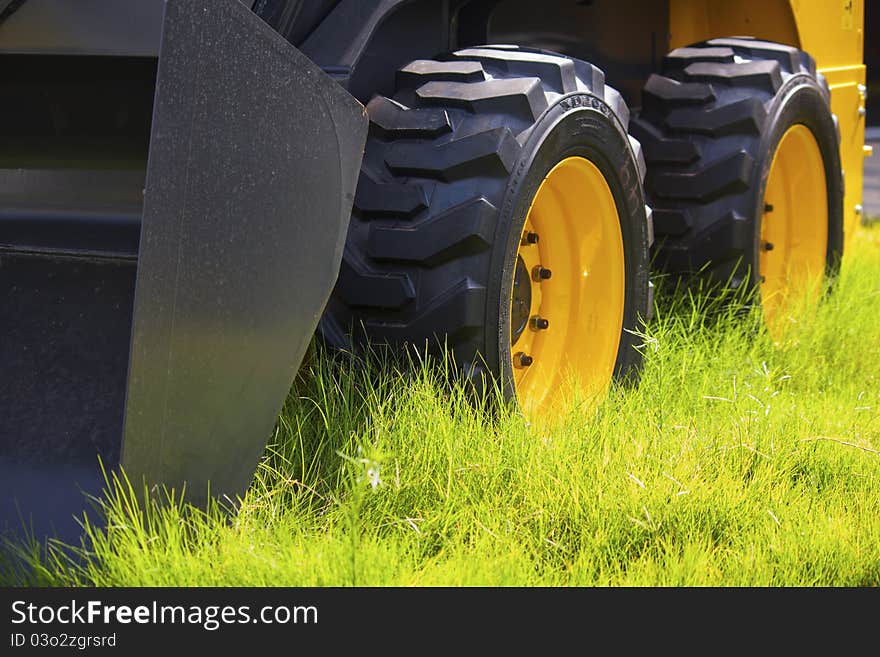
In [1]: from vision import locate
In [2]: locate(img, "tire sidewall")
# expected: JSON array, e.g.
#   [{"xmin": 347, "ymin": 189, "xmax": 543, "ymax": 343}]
[
  {"xmin": 488, "ymin": 93, "xmax": 651, "ymax": 402},
  {"xmin": 751, "ymin": 75, "xmax": 845, "ymax": 286}
]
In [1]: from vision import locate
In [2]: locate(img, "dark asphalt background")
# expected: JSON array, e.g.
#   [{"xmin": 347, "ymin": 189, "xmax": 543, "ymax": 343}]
[{"xmin": 863, "ymin": 1, "xmax": 879, "ymax": 219}]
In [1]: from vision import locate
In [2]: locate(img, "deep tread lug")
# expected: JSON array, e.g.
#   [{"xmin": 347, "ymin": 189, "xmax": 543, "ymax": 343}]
[
  {"xmin": 367, "ymin": 198, "xmax": 497, "ymax": 266},
  {"xmin": 354, "ymin": 173, "xmax": 428, "ymax": 218},
  {"xmin": 385, "ymin": 127, "xmax": 520, "ymax": 181},
  {"xmin": 453, "ymin": 48, "xmax": 578, "ymax": 94},
  {"xmin": 651, "ymin": 209, "xmax": 691, "ymax": 236},
  {"xmin": 364, "ymin": 278, "xmax": 487, "ymax": 345},
  {"xmin": 572, "ymin": 61, "xmax": 605, "ymax": 96},
  {"xmin": 606, "ymin": 86, "xmax": 630, "ymax": 127},
  {"xmin": 397, "ymin": 60, "xmax": 486, "ymax": 88},
  {"xmin": 629, "ymin": 135, "xmax": 646, "ymax": 182},
  {"xmin": 336, "ymin": 253, "xmax": 416, "ymax": 309},
  {"xmin": 655, "ymin": 211, "xmax": 751, "ymax": 272},
  {"xmin": 642, "ymin": 74, "xmax": 715, "ymax": 109},
  {"xmin": 705, "ymin": 38, "xmax": 801, "ymax": 74},
  {"xmin": 652, "ymin": 151, "xmax": 754, "ymax": 202},
  {"xmin": 665, "ymin": 97, "xmax": 767, "ymax": 137},
  {"xmin": 416, "ymin": 77, "xmax": 549, "ymax": 123},
  {"xmin": 367, "ymin": 96, "xmax": 452, "ymax": 139},
  {"xmin": 630, "ymin": 117, "xmax": 701, "ymax": 165},
  {"xmin": 663, "ymin": 46, "xmax": 735, "ymax": 71},
  {"xmin": 683, "ymin": 60, "xmax": 783, "ymax": 94}
]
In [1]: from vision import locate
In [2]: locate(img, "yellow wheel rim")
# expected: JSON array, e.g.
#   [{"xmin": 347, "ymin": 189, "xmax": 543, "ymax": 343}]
[
  {"xmin": 760, "ymin": 124, "xmax": 828, "ymax": 335},
  {"xmin": 510, "ymin": 156, "xmax": 625, "ymax": 416}
]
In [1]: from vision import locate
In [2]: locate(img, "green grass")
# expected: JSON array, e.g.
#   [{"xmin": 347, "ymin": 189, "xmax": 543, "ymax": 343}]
[{"xmin": 5, "ymin": 226, "xmax": 880, "ymax": 587}]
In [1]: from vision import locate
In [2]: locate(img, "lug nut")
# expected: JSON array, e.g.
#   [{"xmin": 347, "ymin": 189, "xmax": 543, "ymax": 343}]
[
  {"xmin": 521, "ymin": 232, "xmax": 540, "ymax": 245},
  {"xmin": 764, "ymin": 203, "xmax": 774, "ymax": 213},
  {"xmin": 763, "ymin": 241, "xmax": 774, "ymax": 251},
  {"xmin": 530, "ymin": 316, "xmax": 549, "ymax": 330},
  {"xmin": 532, "ymin": 266, "xmax": 552, "ymax": 281},
  {"xmin": 514, "ymin": 352, "xmax": 533, "ymax": 368}
]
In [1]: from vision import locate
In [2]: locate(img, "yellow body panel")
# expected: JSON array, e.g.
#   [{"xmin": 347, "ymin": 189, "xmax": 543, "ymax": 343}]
[{"xmin": 669, "ymin": 0, "xmax": 867, "ymax": 249}]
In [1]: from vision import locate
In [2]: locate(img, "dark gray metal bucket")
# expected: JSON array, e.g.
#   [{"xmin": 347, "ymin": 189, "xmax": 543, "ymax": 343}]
[{"xmin": 0, "ymin": 0, "xmax": 366, "ymax": 545}]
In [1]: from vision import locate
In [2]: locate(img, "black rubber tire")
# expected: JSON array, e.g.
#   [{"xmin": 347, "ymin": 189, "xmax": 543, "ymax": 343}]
[
  {"xmin": 319, "ymin": 45, "xmax": 653, "ymax": 402},
  {"xmin": 631, "ymin": 37, "xmax": 844, "ymax": 290}
]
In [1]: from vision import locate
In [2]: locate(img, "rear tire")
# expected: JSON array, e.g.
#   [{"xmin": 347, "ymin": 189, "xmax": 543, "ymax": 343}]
[
  {"xmin": 631, "ymin": 38, "xmax": 844, "ymax": 325},
  {"xmin": 319, "ymin": 46, "xmax": 653, "ymax": 415}
]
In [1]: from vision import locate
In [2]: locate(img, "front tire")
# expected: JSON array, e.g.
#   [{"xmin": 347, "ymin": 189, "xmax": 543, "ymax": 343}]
[{"xmin": 320, "ymin": 46, "xmax": 653, "ymax": 416}]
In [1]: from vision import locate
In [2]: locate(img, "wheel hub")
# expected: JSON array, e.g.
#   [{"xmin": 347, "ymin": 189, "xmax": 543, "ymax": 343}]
[
  {"xmin": 509, "ymin": 156, "xmax": 625, "ymax": 415},
  {"xmin": 511, "ymin": 255, "xmax": 532, "ymax": 345},
  {"xmin": 760, "ymin": 124, "xmax": 828, "ymax": 335}
]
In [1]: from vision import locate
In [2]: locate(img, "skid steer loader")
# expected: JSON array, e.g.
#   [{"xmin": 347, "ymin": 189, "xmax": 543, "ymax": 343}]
[{"xmin": 0, "ymin": 0, "xmax": 867, "ymax": 544}]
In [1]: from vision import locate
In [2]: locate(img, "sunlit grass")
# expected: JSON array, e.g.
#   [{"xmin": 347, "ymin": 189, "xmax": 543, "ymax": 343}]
[{"xmin": 4, "ymin": 225, "xmax": 880, "ymax": 586}]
